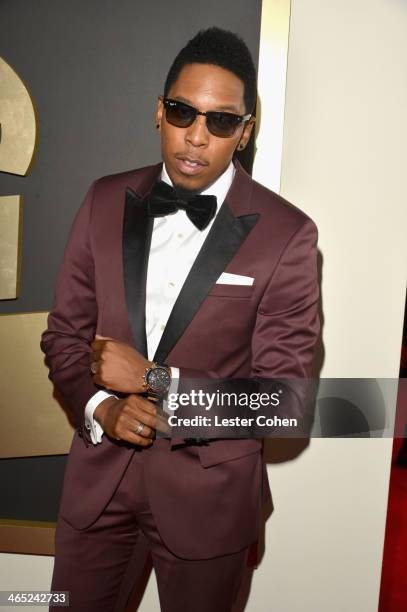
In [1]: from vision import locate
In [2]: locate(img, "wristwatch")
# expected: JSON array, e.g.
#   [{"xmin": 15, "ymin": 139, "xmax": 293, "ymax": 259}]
[{"xmin": 143, "ymin": 363, "xmax": 172, "ymax": 396}]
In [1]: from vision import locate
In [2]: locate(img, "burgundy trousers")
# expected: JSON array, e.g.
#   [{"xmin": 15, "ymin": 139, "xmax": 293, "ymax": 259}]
[{"xmin": 50, "ymin": 446, "xmax": 249, "ymax": 612}]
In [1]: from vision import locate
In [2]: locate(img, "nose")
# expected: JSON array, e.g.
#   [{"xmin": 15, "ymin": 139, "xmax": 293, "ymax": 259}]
[{"xmin": 185, "ymin": 114, "xmax": 210, "ymax": 147}]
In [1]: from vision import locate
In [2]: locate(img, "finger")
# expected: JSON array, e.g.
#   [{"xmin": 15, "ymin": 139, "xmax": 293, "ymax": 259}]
[
  {"xmin": 130, "ymin": 407, "xmax": 157, "ymax": 430},
  {"xmin": 123, "ymin": 400, "xmax": 158, "ymax": 430},
  {"xmin": 126, "ymin": 402, "xmax": 157, "ymax": 423},
  {"xmin": 90, "ymin": 361, "xmax": 99, "ymax": 375},
  {"xmin": 129, "ymin": 394, "xmax": 158, "ymax": 415},
  {"xmin": 91, "ymin": 348, "xmax": 104, "ymax": 360},
  {"xmin": 156, "ymin": 418, "xmax": 171, "ymax": 435},
  {"xmin": 125, "ymin": 431, "xmax": 154, "ymax": 447},
  {"xmin": 128, "ymin": 420, "xmax": 154, "ymax": 439},
  {"xmin": 111, "ymin": 417, "xmax": 153, "ymax": 446},
  {"xmin": 95, "ymin": 334, "xmax": 115, "ymax": 341},
  {"xmin": 155, "ymin": 411, "xmax": 171, "ymax": 434},
  {"xmin": 91, "ymin": 339, "xmax": 105, "ymax": 351},
  {"xmin": 92, "ymin": 365, "xmax": 111, "ymax": 386}
]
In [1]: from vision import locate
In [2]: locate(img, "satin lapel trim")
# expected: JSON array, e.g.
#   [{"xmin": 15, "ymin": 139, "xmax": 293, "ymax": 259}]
[
  {"xmin": 153, "ymin": 202, "xmax": 259, "ymax": 363},
  {"xmin": 123, "ymin": 187, "xmax": 153, "ymax": 357}
]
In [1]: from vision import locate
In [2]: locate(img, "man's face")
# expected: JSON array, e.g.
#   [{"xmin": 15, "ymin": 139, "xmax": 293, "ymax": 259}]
[{"xmin": 156, "ymin": 63, "xmax": 254, "ymax": 193}]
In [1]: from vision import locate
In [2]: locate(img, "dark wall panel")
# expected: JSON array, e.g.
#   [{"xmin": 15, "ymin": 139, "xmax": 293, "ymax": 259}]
[{"xmin": 0, "ymin": 456, "xmax": 67, "ymax": 521}]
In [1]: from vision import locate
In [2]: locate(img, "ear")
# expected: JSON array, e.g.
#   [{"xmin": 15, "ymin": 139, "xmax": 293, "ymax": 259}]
[
  {"xmin": 155, "ymin": 96, "xmax": 164, "ymax": 131},
  {"xmin": 237, "ymin": 116, "xmax": 256, "ymax": 151}
]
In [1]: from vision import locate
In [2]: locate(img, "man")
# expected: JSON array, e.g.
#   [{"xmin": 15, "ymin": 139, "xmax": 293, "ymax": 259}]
[{"xmin": 41, "ymin": 27, "xmax": 320, "ymax": 611}]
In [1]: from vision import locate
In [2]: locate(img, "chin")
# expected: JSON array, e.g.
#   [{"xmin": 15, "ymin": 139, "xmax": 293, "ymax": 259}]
[
  {"xmin": 173, "ymin": 179, "xmax": 203, "ymax": 197},
  {"xmin": 173, "ymin": 174, "xmax": 205, "ymax": 192}
]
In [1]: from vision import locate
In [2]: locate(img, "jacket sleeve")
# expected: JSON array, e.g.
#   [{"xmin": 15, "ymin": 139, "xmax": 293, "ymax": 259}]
[
  {"xmin": 251, "ymin": 217, "xmax": 320, "ymax": 380},
  {"xmin": 249, "ymin": 217, "xmax": 320, "ymax": 427},
  {"xmin": 40, "ymin": 182, "xmax": 101, "ymax": 430}
]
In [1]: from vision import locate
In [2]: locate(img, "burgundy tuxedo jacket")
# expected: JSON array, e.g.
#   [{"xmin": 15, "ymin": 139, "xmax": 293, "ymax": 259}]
[{"xmin": 41, "ymin": 159, "xmax": 320, "ymax": 559}]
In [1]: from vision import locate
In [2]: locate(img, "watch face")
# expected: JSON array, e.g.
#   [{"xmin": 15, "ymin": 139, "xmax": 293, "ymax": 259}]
[{"xmin": 146, "ymin": 367, "xmax": 171, "ymax": 394}]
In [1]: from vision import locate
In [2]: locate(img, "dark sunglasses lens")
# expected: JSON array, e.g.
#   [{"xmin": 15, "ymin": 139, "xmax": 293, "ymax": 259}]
[
  {"xmin": 206, "ymin": 113, "xmax": 241, "ymax": 137},
  {"xmin": 165, "ymin": 101, "xmax": 195, "ymax": 127}
]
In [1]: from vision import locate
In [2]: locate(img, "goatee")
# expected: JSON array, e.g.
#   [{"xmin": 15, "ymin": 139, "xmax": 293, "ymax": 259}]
[{"xmin": 172, "ymin": 183, "xmax": 202, "ymax": 199}]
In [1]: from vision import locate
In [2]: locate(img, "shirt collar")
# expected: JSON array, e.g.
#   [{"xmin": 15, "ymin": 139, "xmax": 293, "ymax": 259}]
[{"xmin": 160, "ymin": 160, "xmax": 235, "ymax": 208}]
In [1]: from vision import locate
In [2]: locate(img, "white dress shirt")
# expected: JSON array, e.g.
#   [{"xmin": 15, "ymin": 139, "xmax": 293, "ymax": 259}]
[{"xmin": 84, "ymin": 160, "xmax": 235, "ymax": 443}]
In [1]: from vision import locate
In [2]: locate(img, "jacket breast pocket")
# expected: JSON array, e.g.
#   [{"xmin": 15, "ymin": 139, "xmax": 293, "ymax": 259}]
[{"xmin": 207, "ymin": 283, "xmax": 255, "ymax": 299}]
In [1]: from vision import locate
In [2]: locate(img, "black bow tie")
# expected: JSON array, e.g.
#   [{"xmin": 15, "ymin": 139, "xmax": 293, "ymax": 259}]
[{"xmin": 147, "ymin": 180, "xmax": 217, "ymax": 231}]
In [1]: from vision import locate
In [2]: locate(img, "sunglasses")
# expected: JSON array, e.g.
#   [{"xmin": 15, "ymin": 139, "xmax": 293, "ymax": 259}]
[{"xmin": 160, "ymin": 96, "xmax": 252, "ymax": 138}]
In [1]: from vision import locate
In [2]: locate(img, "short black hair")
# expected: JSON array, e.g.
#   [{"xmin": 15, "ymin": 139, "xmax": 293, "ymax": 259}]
[{"xmin": 164, "ymin": 27, "xmax": 257, "ymax": 114}]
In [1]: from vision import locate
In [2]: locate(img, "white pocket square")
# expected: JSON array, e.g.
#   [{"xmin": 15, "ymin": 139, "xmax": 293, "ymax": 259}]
[{"xmin": 216, "ymin": 272, "xmax": 254, "ymax": 286}]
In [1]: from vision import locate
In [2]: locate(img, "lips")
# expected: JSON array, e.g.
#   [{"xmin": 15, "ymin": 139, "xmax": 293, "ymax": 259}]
[{"xmin": 175, "ymin": 155, "xmax": 208, "ymax": 176}]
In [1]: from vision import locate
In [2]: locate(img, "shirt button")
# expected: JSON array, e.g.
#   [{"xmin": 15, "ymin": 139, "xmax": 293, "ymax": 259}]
[
  {"xmin": 177, "ymin": 233, "xmax": 183, "ymax": 239},
  {"xmin": 160, "ymin": 324, "xmax": 165, "ymax": 331},
  {"xmin": 168, "ymin": 281, "xmax": 175, "ymax": 288}
]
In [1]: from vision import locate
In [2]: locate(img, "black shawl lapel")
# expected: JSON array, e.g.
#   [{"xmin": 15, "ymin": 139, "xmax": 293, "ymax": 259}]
[
  {"xmin": 153, "ymin": 201, "xmax": 259, "ymax": 364},
  {"xmin": 122, "ymin": 187, "xmax": 154, "ymax": 357}
]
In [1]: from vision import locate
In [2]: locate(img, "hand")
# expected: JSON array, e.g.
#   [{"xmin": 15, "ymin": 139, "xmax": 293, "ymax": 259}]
[
  {"xmin": 94, "ymin": 394, "xmax": 164, "ymax": 446},
  {"xmin": 91, "ymin": 335, "xmax": 152, "ymax": 393}
]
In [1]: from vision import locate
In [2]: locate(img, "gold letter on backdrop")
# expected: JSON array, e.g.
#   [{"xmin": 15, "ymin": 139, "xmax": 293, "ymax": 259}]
[{"xmin": 0, "ymin": 56, "xmax": 38, "ymax": 299}]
